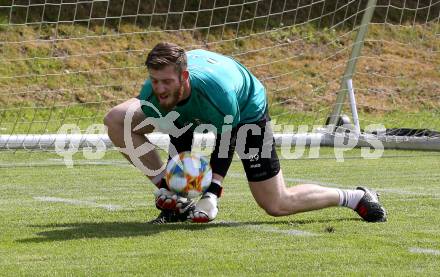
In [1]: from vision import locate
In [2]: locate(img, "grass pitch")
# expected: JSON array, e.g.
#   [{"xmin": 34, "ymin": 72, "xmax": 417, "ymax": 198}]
[{"xmin": 1, "ymin": 148, "xmax": 440, "ymax": 276}]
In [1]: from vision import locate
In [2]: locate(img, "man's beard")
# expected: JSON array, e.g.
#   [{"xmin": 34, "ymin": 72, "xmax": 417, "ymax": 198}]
[{"xmin": 158, "ymin": 85, "xmax": 184, "ymax": 112}]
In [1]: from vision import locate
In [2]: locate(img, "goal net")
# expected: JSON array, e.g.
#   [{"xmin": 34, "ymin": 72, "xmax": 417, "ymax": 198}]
[{"xmin": 1, "ymin": 0, "xmax": 439, "ymax": 161}]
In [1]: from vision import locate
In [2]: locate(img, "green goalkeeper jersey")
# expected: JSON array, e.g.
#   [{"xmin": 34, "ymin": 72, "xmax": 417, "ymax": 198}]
[{"xmin": 139, "ymin": 49, "xmax": 267, "ymax": 133}]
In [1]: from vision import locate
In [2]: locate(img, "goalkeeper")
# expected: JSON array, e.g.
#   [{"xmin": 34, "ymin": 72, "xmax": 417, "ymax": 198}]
[{"xmin": 104, "ymin": 42, "xmax": 387, "ymax": 224}]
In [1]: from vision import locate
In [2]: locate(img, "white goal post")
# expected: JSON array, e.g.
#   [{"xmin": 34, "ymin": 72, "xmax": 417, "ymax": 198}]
[{"xmin": 1, "ymin": 0, "xmax": 439, "ymax": 152}]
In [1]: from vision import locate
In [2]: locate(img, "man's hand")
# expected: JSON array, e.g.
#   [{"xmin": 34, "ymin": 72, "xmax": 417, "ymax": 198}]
[
  {"xmin": 154, "ymin": 188, "xmax": 194, "ymax": 212},
  {"xmin": 189, "ymin": 192, "xmax": 218, "ymax": 223}
]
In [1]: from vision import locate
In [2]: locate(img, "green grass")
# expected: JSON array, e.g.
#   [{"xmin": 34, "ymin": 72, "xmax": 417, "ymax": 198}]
[{"xmin": 1, "ymin": 148, "xmax": 440, "ymax": 275}]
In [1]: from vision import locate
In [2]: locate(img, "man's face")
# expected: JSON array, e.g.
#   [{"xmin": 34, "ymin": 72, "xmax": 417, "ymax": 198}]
[{"xmin": 149, "ymin": 65, "xmax": 184, "ymax": 111}]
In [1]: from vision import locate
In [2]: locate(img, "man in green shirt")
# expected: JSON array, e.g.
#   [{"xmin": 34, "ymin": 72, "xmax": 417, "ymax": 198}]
[{"xmin": 104, "ymin": 42, "xmax": 387, "ymax": 224}]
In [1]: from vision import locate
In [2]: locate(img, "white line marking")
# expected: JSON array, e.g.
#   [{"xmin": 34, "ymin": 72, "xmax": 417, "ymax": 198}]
[
  {"xmin": 228, "ymin": 172, "xmax": 439, "ymax": 197},
  {"xmin": 378, "ymin": 188, "xmax": 437, "ymax": 196},
  {"xmin": 284, "ymin": 177, "xmax": 349, "ymax": 188},
  {"xmin": 246, "ymin": 224, "xmax": 317, "ymax": 236},
  {"xmin": 34, "ymin": 196, "xmax": 122, "ymax": 211},
  {"xmin": 409, "ymin": 247, "xmax": 440, "ymax": 255},
  {"xmin": 217, "ymin": 221, "xmax": 317, "ymax": 236}
]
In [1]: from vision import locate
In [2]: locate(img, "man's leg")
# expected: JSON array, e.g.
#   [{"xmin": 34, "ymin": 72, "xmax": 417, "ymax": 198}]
[
  {"xmin": 238, "ymin": 112, "xmax": 386, "ymax": 222},
  {"xmin": 105, "ymin": 98, "xmax": 194, "ymax": 223},
  {"xmin": 248, "ymin": 171, "xmax": 387, "ymax": 222},
  {"xmin": 104, "ymin": 98, "xmax": 164, "ymax": 184},
  {"xmin": 248, "ymin": 170, "xmax": 340, "ymax": 216}
]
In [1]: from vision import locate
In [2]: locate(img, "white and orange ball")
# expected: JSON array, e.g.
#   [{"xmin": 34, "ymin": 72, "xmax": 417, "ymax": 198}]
[{"xmin": 165, "ymin": 152, "xmax": 212, "ymax": 199}]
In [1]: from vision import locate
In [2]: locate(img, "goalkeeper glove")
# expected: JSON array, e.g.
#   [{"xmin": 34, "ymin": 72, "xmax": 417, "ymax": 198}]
[{"xmin": 153, "ymin": 179, "xmax": 194, "ymax": 212}]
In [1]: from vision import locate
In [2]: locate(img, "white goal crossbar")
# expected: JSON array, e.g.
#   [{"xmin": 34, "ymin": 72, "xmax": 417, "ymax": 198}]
[{"xmin": 2, "ymin": 132, "xmax": 439, "ymax": 151}]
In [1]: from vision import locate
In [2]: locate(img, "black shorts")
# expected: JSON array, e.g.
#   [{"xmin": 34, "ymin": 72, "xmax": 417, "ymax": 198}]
[
  {"xmin": 236, "ymin": 112, "xmax": 280, "ymax": 182},
  {"xmin": 168, "ymin": 111, "xmax": 280, "ymax": 182}
]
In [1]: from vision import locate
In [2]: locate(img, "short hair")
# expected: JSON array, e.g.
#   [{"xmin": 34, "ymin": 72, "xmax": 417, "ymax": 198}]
[{"xmin": 145, "ymin": 42, "xmax": 187, "ymax": 74}]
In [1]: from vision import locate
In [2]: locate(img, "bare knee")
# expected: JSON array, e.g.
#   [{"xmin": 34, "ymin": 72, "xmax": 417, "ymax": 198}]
[
  {"xmin": 104, "ymin": 107, "xmax": 124, "ymax": 130},
  {"xmin": 250, "ymin": 171, "xmax": 306, "ymax": 217},
  {"xmin": 258, "ymin": 193, "xmax": 303, "ymax": 217},
  {"xmin": 260, "ymin": 202, "xmax": 295, "ymax": 217},
  {"xmin": 263, "ymin": 206, "xmax": 284, "ymax": 217},
  {"xmin": 104, "ymin": 98, "xmax": 150, "ymax": 135}
]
